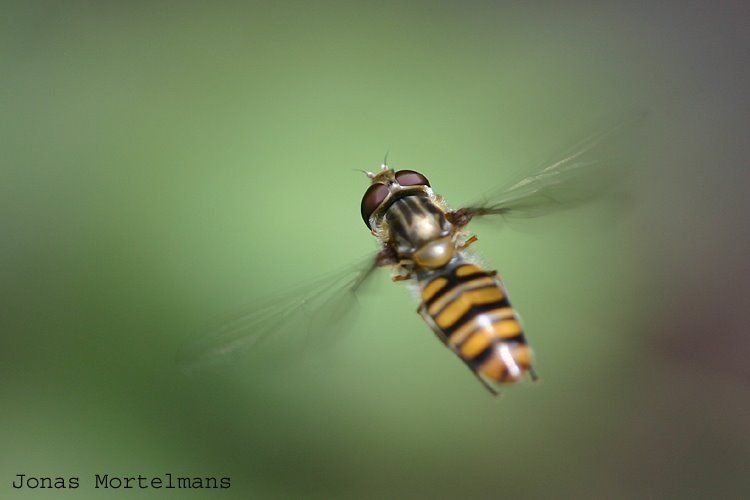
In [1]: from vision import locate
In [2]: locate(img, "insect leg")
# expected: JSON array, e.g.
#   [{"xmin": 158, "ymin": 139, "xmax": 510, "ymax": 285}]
[
  {"xmin": 469, "ymin": 370, "xmax": 500, "ymax": 396},
  {"xmin": 459, "ymin": 235, "xmax": 478, "ymax": 250},
  {"xmin": 392, "ymin": 273, "xmax": 413, "ymax": 282}
]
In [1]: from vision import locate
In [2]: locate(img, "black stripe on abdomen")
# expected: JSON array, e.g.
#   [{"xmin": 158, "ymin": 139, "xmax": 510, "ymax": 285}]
[
  {"xmin": 442, "ymin": 298, "xmax": 511, "ymax": 335},
  {"xmin": 465, "ymin": 335, "xmax": 527, "ymax": 368},
  {"xmin": 424, "ymin": 271, "xmax": 491, "ymax": 310}
]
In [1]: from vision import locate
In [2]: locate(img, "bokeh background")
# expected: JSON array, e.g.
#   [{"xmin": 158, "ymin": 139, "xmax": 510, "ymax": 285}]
[{"xmin": 2, "ymin": 1, "xmax": 748, "ymax": 498}]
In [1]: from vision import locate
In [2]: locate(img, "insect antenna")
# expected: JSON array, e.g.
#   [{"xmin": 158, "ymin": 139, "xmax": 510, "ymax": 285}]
[
  {"xmin": 352, "ymin": 168, "xmax": 376, "ymax": 179},
  {"xmin": 382, "ymin": 150, "xmax": 390, "ymax": 170}
]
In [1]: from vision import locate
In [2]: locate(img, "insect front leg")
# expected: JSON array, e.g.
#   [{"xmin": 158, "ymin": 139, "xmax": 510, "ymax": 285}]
[{"xmin": 376, "ymin": 245, "xmax": 415, "ymax": 282}]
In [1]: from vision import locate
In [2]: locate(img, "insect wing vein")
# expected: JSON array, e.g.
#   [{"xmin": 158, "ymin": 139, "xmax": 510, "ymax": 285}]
[{"xmin": 178, "ymin": 254, "xmax": 380, "ymax": 373}]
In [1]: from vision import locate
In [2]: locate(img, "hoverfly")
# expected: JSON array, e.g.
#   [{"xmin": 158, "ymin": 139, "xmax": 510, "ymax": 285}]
[{"xmin": 181, "ymin": 119, "xmax": 636, "ymax": 395}]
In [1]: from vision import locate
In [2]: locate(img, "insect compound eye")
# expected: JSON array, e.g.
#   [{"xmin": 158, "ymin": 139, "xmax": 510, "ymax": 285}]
[
  {"xmin": 361, "ymin": 183, "xmax": 390, "ymax": 228},
  {"xmin": 395, "ymin": 170, "xmax": 430, "ymax": 187}
]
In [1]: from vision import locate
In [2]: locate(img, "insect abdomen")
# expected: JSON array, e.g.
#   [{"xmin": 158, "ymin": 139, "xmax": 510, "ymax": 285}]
[{"xmin": 418, "ymin": 262, "xmax": 534, "ymax": 385}]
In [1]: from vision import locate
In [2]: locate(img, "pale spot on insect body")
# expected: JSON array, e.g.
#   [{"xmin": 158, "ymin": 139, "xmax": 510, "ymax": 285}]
[
  {"xmin": 477, "ymin": 314, "xmax": 494, "ymax": 334},
  {"xmin": 498, "ymin": 343, "xmax": 522, "ymax": 379},
  {"xmin": 413, "ymin": 213, "xmax": 441, "ymax": 240}
]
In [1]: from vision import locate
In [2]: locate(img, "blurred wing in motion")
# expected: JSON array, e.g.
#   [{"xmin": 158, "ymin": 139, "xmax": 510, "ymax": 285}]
[
  {"xmin": 178, "ymin": 253, "xmax": 382, "ymax": 373},
  {"xmin": 452, "ymin": 114, "xmax": 644, "ymax": 226}
]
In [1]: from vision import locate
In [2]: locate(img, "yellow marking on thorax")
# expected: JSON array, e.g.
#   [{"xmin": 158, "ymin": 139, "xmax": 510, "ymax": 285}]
[
  {"xmin": 435, "ymin": 287, "xmax": 505, "ymax": 329},
  {"xmin": 455, "ymin": 264, "xmax": 482, "ymax": 277},
  {"xmin": 447, "ymin": 307, "xmax": 515, "ymax": 347},
  {"xmin": 421, "ymin": 277, "xmax": 448, "ymax": 303},
  {"xmin": 426, "ymin": 276, "xmax": 496, "ymax": 316}
]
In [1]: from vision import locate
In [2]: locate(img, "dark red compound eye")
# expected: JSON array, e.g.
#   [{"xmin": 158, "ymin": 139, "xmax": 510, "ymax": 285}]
[
  {"xmin": 395, "ymin": 170, "xmax": 430, "ymax": 187},
  {"xmin": 361, "ymin": 183, "xmax": 389, "ymax": 228}
]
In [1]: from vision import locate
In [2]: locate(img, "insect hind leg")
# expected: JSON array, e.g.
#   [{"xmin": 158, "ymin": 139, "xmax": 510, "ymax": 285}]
[{"xmin": 471, "ymin": 369, "xmax": 501, "ymax": 396}]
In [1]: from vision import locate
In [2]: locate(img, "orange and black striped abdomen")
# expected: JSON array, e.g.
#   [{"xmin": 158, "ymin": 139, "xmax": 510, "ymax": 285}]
[{"xmin": 418, "ymin": 263, "xmax": 534, "ymax": 385}]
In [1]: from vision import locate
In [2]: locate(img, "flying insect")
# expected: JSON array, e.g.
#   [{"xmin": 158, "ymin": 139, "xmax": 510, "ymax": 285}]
[{"xmin": 181, "ymin": 121, "xmax": 634, "ymax": 395}]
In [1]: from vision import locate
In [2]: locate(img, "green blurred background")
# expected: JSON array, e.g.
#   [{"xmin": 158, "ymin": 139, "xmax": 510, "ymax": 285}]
[{"xmin": 2, "ymin": 1, "xmax": 748, "ymax": 498}]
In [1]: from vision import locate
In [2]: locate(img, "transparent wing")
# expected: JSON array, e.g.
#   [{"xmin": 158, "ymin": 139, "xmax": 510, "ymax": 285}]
[
  {"xmin": 178, "ymin": 253, "xmax": 382, "ymax": 373},
  {"xmin": 455, "ymin": 114, "xmax": 645, "ymax": 225}
]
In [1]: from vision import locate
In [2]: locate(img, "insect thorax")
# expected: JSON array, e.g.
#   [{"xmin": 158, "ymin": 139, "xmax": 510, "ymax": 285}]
[{"xmin": 380, "ymin": 193, "xmax": 454, "ymax": 257}]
